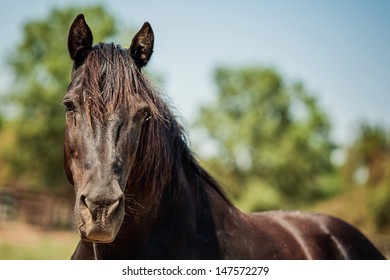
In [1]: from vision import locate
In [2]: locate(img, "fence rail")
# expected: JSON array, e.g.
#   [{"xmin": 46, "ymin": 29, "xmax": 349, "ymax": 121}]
[{"xmin": 0, "ymin": 187, "xmax": 74, "ymax": 229}]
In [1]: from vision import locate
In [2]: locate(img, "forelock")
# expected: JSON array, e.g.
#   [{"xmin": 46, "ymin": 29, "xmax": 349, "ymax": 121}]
[{"xmin": 73, "ymin": 43, "xmax": 161, "ymax": 124}]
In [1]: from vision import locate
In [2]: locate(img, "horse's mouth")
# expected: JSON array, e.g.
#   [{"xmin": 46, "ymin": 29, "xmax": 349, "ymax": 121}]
[{"xmin": 78, "ymin": 223, "xmax": 118, "ymax": 243}]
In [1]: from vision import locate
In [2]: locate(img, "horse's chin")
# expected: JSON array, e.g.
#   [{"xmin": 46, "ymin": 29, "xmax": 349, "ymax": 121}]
[
  {"xmin": 79, "ymin": 225, "xmax": 118, "ymax": 244},
  {"xmin": 81, "ymin": 236, "xmax": 115, "ymax": 244},
  {"xmin": 77, "ymin": 222, "xmax": 123, "ymax": 243}
]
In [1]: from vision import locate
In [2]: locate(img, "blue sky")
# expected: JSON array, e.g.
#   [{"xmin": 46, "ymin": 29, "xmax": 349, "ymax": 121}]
[{"xmin": 1, "ymin": 0, "xmax": 389, "ymax": 146}]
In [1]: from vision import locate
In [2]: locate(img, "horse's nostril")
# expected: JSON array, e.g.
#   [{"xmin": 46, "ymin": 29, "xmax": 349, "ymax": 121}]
[
  {"xmin": 80, "ymin": 195, "xmax": 88, "ymax": 208},
  {"xmin": 107, "ymin": 198, "xmax": 121, "ymax": 217}
]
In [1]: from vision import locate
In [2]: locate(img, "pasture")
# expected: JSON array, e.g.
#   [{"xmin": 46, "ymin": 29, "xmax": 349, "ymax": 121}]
[{"xmin": 0, "ymin": 221, "xmax": 78, "ymax": 259}]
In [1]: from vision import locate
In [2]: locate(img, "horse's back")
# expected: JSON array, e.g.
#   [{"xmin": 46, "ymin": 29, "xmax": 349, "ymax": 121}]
[{"xmin": 238, "ymin": 210, "xmax": 385, "ymax": 259}]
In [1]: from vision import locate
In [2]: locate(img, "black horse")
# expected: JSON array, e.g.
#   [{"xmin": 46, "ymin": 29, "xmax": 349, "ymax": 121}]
[{"xmin": 64, "ymin": 14, "xmax": 385, "ymax": 259}]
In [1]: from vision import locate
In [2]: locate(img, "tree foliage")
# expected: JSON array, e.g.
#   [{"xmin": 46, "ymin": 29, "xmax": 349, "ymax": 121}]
[
  {"xmin": 342, "ymin": 122, "xmax": 390, "ymax": 229},
  {"xmin": 343, "ymin": 122, "xmax": 390, "ymax": 187},
  {"xmin": 0, "ymin": 6, "xmax": 118, "ymax": 190},
  {"xmin": 194, "ymin": 66, "xmax": 335, "ymax": 210}
]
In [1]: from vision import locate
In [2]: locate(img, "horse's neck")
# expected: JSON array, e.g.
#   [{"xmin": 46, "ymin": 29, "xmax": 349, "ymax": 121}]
[
  {"xmin": 139, "ymin": 167, "xmax": 232, "ymax": 259},
  {"xmin": 114, "ymin": 163, "xmax": 234, "ymax": 259}
]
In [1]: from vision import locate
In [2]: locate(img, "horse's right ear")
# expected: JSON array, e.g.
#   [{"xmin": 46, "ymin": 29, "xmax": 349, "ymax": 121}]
[{"xmin": 68, "ymin": 14, "xmax": 93, "ymax": 66}]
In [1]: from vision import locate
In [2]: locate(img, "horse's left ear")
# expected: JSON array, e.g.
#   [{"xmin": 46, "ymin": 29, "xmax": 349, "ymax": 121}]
[{"xmin": 130, "ymin": 22, "xmax": 154, "ymax": 68}]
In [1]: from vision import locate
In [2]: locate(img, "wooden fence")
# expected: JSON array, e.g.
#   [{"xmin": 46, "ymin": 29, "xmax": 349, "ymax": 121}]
[{"xmin": 0, "ymin": 187, "xmax": 74, "ymax": 229}]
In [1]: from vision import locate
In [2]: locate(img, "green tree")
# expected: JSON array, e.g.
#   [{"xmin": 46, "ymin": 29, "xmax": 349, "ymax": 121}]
[
  {"xmin": 342, "ymin": 122, "xmax": 390, "ymax": 229},
  {"xmin": 194, "ymin": 66, "xmax": 335, "ymax": 211},
  {"xmin": 0, "ymin": 6, "xmax": 118, "ymax": 190},
  {"xmin": 343, "ymin": 122, "xmax": 390, "ymax": 187}
]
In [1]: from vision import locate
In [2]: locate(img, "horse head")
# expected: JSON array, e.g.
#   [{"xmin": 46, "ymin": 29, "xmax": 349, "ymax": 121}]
[{"xmin": 64, "ymin": 14, "xmax": 154, "ymax": 243}]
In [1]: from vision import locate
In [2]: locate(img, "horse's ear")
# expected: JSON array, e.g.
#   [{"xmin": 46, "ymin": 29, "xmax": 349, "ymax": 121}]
[
  {"xmin": 68, "ymin": 14, "xmax": 93, "ymax": 66},
  {"xmin": 130, "ymin": 22, "xmax": 154, "ymax": 68}
]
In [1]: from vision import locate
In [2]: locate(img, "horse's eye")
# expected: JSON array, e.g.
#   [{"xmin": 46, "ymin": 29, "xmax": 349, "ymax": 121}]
[
  {"xmin": 135, "ymin": 107, "xmax": 150, "ymax": 122},
  {"xmin": 143, "ymin": 110, "xmax": 151, "ymax": 121},
  {"xmin": 63, "ymin": 99, "xmax": 76, "ymax": 112}
]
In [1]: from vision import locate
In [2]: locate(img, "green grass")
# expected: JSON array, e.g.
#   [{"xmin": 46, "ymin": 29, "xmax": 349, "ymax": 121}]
[{"xmin": 0, "ymin": 238, "xmax": 78, "ymax": 260}]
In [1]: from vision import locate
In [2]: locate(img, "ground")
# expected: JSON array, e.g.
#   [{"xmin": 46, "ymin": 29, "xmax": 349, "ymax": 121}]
[{"xmin": 0, "ymin": 221, "xmax": 79, "ymax": 259}]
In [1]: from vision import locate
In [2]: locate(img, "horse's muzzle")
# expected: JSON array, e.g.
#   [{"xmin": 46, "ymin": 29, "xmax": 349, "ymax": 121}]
[{"xmin": 76, "ymin": 186, "xmax": 125, "ymax": 243}]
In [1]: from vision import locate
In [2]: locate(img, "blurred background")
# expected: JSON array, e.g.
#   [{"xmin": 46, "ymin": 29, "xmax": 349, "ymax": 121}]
[{"xmin": 0, "ymin": 0, "xmax": 389, "ymax": 259}]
